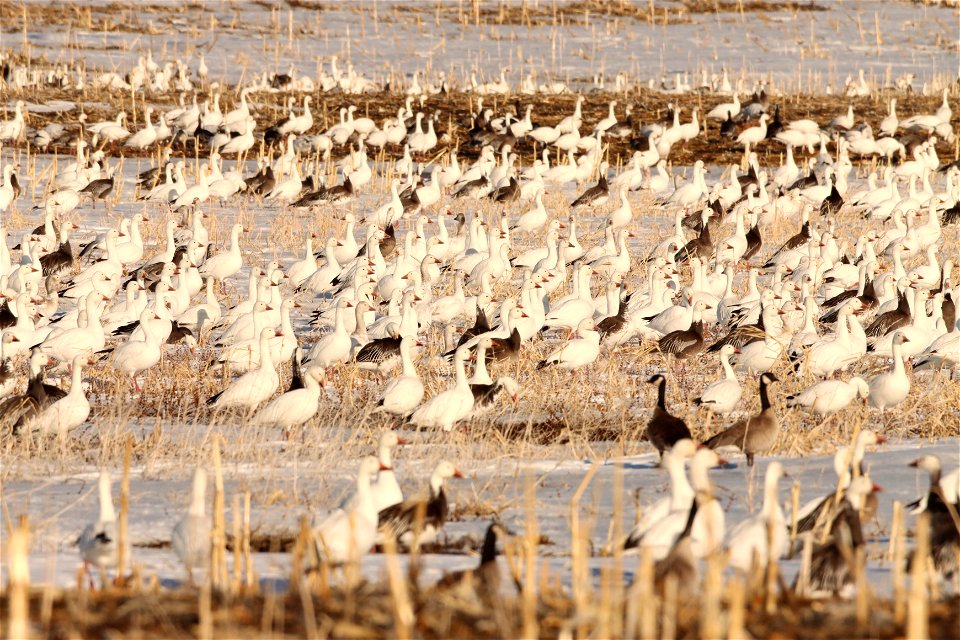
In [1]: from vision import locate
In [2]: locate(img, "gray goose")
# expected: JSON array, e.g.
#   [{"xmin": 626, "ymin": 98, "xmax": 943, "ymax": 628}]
[
  {"xmin": 703, "ymin": 372, "xmax": 779, "ymax": 466},
  {"xmin": 644, "ymin": 374, "xmax": 692, "ymax": 458}
]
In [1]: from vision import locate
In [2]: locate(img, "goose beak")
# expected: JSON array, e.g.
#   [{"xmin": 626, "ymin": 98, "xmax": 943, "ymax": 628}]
[
  {"xmin": 396, "ymin": 437, "xmax": 410, "ymax": 445},
  {"xmin": 453, "ymin": 469, "xmax": 465, "ymax": 478},
  {"xmin": 872, "ymin": 483, "xmax": 884, "ymax": 493}
]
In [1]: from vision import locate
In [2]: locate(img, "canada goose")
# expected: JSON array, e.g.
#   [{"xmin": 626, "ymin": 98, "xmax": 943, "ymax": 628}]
[
  {"xmin": 644, "ymin": 374, "xmax": 692, "ymax": 458},
  {"xmin": 703, "ymin": 372, "xmax": 779, "ymax": 466}
]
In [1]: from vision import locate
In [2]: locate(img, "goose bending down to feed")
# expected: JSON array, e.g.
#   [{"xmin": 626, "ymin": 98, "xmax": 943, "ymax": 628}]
[
  {"xmin": 377, "ymin": 460, "xmax": 464, "ymax": 551},
  {"xmin": 312, "ymin": 456, "xmax": 384, "ymax": 566},
  {"xmin": 644, "ymin": 374, "xmax": 692, "ymax": 458},
  {"xmin": 536, "ymin": 318, "xmax": 600, "ymax": 370},
  {"xmin": 171, "ymin": 467, "xmax": 212, "ymax": 583},
  {"xmin": 434, "ymin": 522, "xmax": 511, "ymax": 606},
  {"xmin": 703, "ymin": 372, "xmax": 779, "ymax": 466},
  {"xmin": 786, "ymin": 377, "xmax": 870, "ymax": 417}
]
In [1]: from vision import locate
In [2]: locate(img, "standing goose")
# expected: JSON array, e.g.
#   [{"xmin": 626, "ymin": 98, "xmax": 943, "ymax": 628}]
[
  {"xmin": 408, "ymin": 347, "xmax": 474, "ymax": 431},
  {"xmin": 198, "ymin": 223, "xmax": 245, "ymax": 282},
  {"xmin": 207, "ymin": 328, "xmax": 280, "ymax": 411},
  {"xmin": 171, "ymin": 467, "xmax": 212, "ymax": 583},
  {"xmin": 77, "ymin": 471, "xmax": 128, "ymax": 586},
  {"xmin": 377, "ymin": 460, "xmax": 464, "ymax": 551},
  {"xmin": 644, "ymin": 374, "xmax": 693, "ymax": 458},
  {"xmin": 703, "ymin": 372, "xmax": 780, "ymax": 466},
  {"xmin": 536, "ymin": 318, "xmax": 600, "ymax": 370},
  {"xmin": 623, "ymin": 439, "xmax": 698, "ymax": 549},
  {"xmin": 374, "ymin": 336, "xmax": 424, "ymax": 416},
  {"xmin": 355, "ymin": 324, "xmax": 404, "ymax": 374},
  {"xmin": 249, "ymin": 366, "xmax": 324, "ymax": 430},
  {"xmin": 785, "ymin": 377, "xmax": 870, "ymax": 417},
  {"xmin": 725, "ymin": 461, "xmax": 788, "ymax": 572},
  {"xmin": 20, "ymin": 355, "xmax": 91, "ymax": 436},
  {"xmin": 692, "ymin": 344, "xmax": 742, "ymax": 415},
  {"xmin": 313, "ymin": 456, "xmax": 383, "ymax": 565},
  {"xmin": 867, "ymin": 332, "xmax": 910, "ymax": 412},
  {"xmin": 657, "ymin": 299, "xmax": 711, "ymax": 360},
  {"xmin": 570, "ymin": 162, "xmax": 610, "ymax": 209}
]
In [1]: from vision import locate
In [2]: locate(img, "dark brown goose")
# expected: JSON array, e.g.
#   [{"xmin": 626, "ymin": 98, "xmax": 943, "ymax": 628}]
[
  {"xmin": 907, "ymin": 455, "xmax": 960, "ymax": 580},
  {"xmin": 820, "ymin": 272, "xmax": 877, "ymax": 324},
  {"xmin": 355, "ymin": 326, "xmax": 403, "ymax": 373},
  {"xmin": 742, "ymin": 221, "xmax": 762, "ymax": 261},
  {"xmin": 864, "ymin": 285, "xmax": 912, "ymax": 339},
  {"xmin": 434, "ymin": 522, "xmax": 510, "ymax": 601},
  {"xmin": 40, "ymin": 222, "xmax": 76, "ymax": 276},
  {"xmin": 644, "ymin": 374, "xmax": 692, "ymax": 458},
  {"xmin": 570, "ymin": 164, "xmax": 609, "ymax": 209},
  {"xmin": 657, "ymin": 300, "xmax": 710, "ymax": 360},
  {"xmin": 794, "ymin": 476, "xmax": 875, "ymax": 595},
  {"xmin": 764, "ymin": 213, "xmax": 811, "ymax": 267},
  {"xmin": 471, "ymin": 376, "xmax": 519, "ymax": 408},
  {"xmin": 489, "ymin": 176, "xmax": 520, "ymax": 204},
  {"xmin": 703, "ymin": 372, "xmax": 779, "ymax": 466},
  {"xmin": 484, "ymin": 327, "xmax": 522, "ymax": 364},
  {"xmin": 377, "ymin": 461, "xmax": 464, "ymax": 551},
  {"xmin": 674, "ymin": 222, "xmax": 713, "ymax": 265},
  {"xmin": 1, "ymin": 349, "xmax": 67, "ymax": 435},
  {"xmin": 597, "ymin": 291, "xmax": 632, "ymax": 344},
  {"xmin": 316, "ymin": 176, "xmax": 354, "ymax": 204},
  {"xmin": 448, "ymin": 309, "xmax": 492, "ymax": 356}
]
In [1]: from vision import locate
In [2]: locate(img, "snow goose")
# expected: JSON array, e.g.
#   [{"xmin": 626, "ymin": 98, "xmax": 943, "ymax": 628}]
[
  {"xmin": 312, "ymin": 456, "xmax": 382, "ymax": 565},
  {"xmin": 644, "ymin": 374, "xmax": 693, "ymax": 457},
  {"xmin": 306, "ymin": 298, "xmax": 352, "ymax": 368},
  {"xmin": 692, "ymin": 344, "xmax": 742, "ymax": 415},
  {"xmin": 39, "ymin": 291, "xmax": 107, "ymax": 363},
  {"xmin": 176, "ymin": 277, "xmax": 221, "ymax": 335},
  {"xmin": 536, "ymin": 318, "xmax": 600, "ymax": 371},
  {"xmin": 726, "ymin": 461, "xmax": 787, "ymax": 572},
  {"xmin": 703, "ymin": 372, "xmax": 779, "ymax": 466},
  {"xmin": 105, "ymin": 308, "xmax": 163, "ymax": 390},
  {"xmin": 622, "ymin": 439, "xmax": 697, "ymax": 549},
  {"xmin": 907, "ymin": 455, "xmax": 960, "ymax": 580},
  {"xmin": 77, "ymin": 471, "xmax": 127, "ymax": 586},
  {"xmin": 198, "ymin": 223, "xmax": 245, "ymax": 282},
  {"xmin": 250, "ymin": 366, "xmax": 324, "ymax": 430},
  {"xmin": 707, "ymin": 93, "xmax": 740, "ymax": 121},
  {"xmin": 867, "ymin": 332, "xmax": 910, "ymax": 412},
  {"xmin": 733, "ymin": 334, "xmax": 782, "ymax": 375},
  {"xmin": 171, "ymin": 467, "xmax": 212, "ymax": 583},
  {"xmin": 408, "ymin": 347, "xmax": 474, "ymax": 431},
  {"xmin": 632, "ymin": 448, "xmax": 726, "ymax": 561},
  {"xmin": 374, "ymin": 336, "xmax": 424, "ymax": 416},
  {"xmin": 786, "ymin": 377, "xmax": 869, "ymax": 417},
  {"xmin": 21, "ymin": 355, "xmax": 91, "ymax": 436},
  {"xmin": 367, "ymin": 431, "xmax": 406, "ymax": 512},
  {"xmin": 207, "ymin": 328, "xmax": 280, "ymax": 412},
  {"xmin": 377, "ymin": 460, "xmax": 464, "ymax": 551}
]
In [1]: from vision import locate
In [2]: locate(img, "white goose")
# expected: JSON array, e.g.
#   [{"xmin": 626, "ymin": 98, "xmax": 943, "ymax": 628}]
[
  {"xmin": 374, "ymin": 336, "xmax": 424, "ymax": 416},
  {"xmin": 867, "ymin": 331, "xmax": 911, "ymax": 412},
  {"xmin": 623, "ymin": 439, "xmax": 697, "ymax": 548},
  {"xmin": 24, "ymin": 355, "xmax": 91, "ymax": 435},
  {"xmin": 786, "ymin": 377, "xmax": 870, "ymax": 417},
  {"xmin": 250, "ymin": 367, "xmax": 325, "ymax": 429},
  {"xmin": 108, "ymin": 308, "xmax": 163, "ymax": 390},
  {"xmin": 171, "ymin": 467, "xmax": 212, "ymax": 582},
  {"xmin": 725, "ymin": 462, "xmax": 787, "ymax": 572},
  {"xmin": 313, "ymin": 456, "xmax": 382, "ymax": 565},
  {"xmin": 536, "ymin": 318, "xmax": 600, "ymax": 370},
  {"xmin": 198, "ymin": 223, "xmax": 245, "ymax": 282},
  {"xmin": 208, "ymin": 328, "xmax": 280, "ymax": 411},
  {"xmin": 692, "ymin": 344, "xmax": 742, "ymax": 414},
  {"xmin": 408, "ymin": 347, "xmax": 474, "ymax": 431}
]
